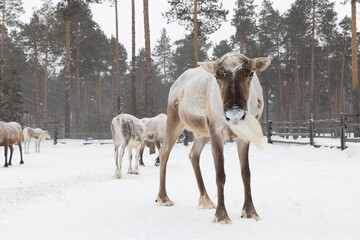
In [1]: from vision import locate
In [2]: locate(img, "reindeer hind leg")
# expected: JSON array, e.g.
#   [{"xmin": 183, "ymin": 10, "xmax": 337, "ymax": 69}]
[
  {"xmin": 157, "ymin": 107, "xmax": 184, "ymax": 206},
  {"xmin": 189, "ymin": 137, "xmax": 215, "ymax": 209}
]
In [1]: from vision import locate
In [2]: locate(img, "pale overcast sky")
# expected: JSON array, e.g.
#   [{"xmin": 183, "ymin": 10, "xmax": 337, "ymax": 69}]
[{"xmin": 21, "ymin": 0, "xmax": 351, "ymax": 60}]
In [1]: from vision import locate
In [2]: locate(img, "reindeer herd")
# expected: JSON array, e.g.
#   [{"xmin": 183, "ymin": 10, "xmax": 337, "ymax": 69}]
[
  {"xmin": 0, "ymin": 123, "xmax": 51, "ymax": 167},
  {"xmin": 1, "ymin": 52, "xmax": 270, "ymax": 224}
]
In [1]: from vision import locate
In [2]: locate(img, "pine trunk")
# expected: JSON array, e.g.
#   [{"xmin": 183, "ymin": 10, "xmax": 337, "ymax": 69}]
[
  {"xmin": 340, "ymin": 38, "xmax": 350, "ymax": 113},
  {"xmin": 276, "ymin": 32, "xmax": 283, "ymax": 120},
  {"xmin": 44, "ymin": 23, "xmax": 49, "ymax": 119},
  {"xmin": 285, "ymin": 53, "xmax": 290, "ymax": 120},
  {"xmin": 334, "ymin": 68, "xmax": 339, "ymax": 118},
  {"xmin": 334, "ymin": 86, "xmax": 338, "ymax": 118},
  {"xmin": 97, "ymin": 72, "xmax": 102, "ymax": 120},
  {"xmin": 351, "ymin": 0, "xmax": 359, "ymax": 135},
  {"xmin": 65, "ymin": 1, "xmax": 71, "ymax": 138},
  {"xmin": 326, "ymin": 44, "xmax": 331, "ymax": 118},
  {"xmin": 294, "ymin": 50, "xmax": 299, "ymax": 121},
  {"xmin": 84, "ymin": 77, "xmax": 88, "ymax": 119},
  {"xmin": 239, "ymin": 36, "xmax": 243, "ymax": 54},
  {"xmin": 115, "ymin": 0, "xmax": 121, "ymax": 113},
  {"xmin": 131, "ymin": 0, "xmax": 136, "ymax": 115},
  {"xmin": 301, "ymin": 65, "xmax": 306, "ymax": 119},
  {"xmin": 194, "ymin": 0, "xmax": 198, "ymax": 67},
  {"xmin": 75, "ymin": 21, "xmax": 80, "ymax": 125},
  {"xmin": 34, "ymin": 30, "xmax": 40, "ymax": 121},
  {"xmin": 0, "ymin": 0, "xmax": 5, "ymax": 99},
  {"xmin": 310, "ymin": 0, "xmax": 316, "ymax": 116},
  {"xmin": 111, "ymin": 61, "xmax": 115, "ymax": 112},
  {"xmin": 163, "ymin": 47, "xmax": 167, "ymax": 112},
  {"xmin": 143, "ymin": 0, "xmax": 153, "ymax": 117}
]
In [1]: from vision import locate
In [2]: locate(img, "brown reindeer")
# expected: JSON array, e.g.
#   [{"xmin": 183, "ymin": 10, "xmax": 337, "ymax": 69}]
[
  {"xmin": 0, "ymin": 121, "xmax": 24, "ymax": 167},
  {"xmin": 156, "ymin": 52, "xmax": 270, "ymax": 223}
]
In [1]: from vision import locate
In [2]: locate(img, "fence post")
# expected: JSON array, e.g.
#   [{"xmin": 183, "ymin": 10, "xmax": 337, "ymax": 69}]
[
  {"xmin": 267, "ymin": 120, "xmax": 273, "ymax": 144},
  {"xmin": 309, "ymin": 114, "xmax": 314, "ymax": 146},
  {"xmin": 340, "ymin": 112, "xmax": 346, "ymax": 150},
  {"xmin": 53, "ymin": 127, "xmax": 58, "ymax": 145}
]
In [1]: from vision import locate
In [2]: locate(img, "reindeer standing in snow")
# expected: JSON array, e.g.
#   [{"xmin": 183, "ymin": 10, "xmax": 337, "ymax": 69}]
[
  {"xmin": 0, "ymin": 121, "xmax": 24, "ymax": 167},
  {"xmin": 140, "ymin": 113, "xmax": 167, "ymax": 166},
  {"xmin": 23, "ymin": 127, "xmax": 52, "ymax": 153},
  {"xmin": 156, "ymin": 52, "xmax": 270, "ymax": 223},
  {"xmin": 111, "ymin": 114, "xmax": 146, "ymax": 178}
]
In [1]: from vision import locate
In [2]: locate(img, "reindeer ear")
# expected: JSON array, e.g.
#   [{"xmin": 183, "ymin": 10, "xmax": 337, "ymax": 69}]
[
  {"xmin": 251, "ymin": 58, "xmax": 271, "ymax": 72},
  {"xmin": 198, "ymin": 61, "xmax": 217, "ymax": 74}
]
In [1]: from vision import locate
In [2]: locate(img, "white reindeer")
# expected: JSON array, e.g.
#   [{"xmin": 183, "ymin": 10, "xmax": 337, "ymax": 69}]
[
  {"xmin": 140, "ymin": 113, "xmax": 167, "ymax": 166},
  {"xmin": 23, "ymin": 127, "xmax": 51, "ymax": 153},
  {"xmin": 111, "ymin": 113, "xmax": 146, "ymax": 179},
  {"xmin": 157, "ymin": 52, "xmax": 270, "ymax": 224}
]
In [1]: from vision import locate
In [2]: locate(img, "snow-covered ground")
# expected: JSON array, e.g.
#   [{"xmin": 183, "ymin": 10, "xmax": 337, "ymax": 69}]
[{"xmin": 1, "ymin": 138, "xmax": 359, "ymax": 240}]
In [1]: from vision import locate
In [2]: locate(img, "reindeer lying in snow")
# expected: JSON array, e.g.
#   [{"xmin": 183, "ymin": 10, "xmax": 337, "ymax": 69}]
[
  {"xmin": 0, "ymin": 121, "xmax": 24, "ymax": 167},
  {"xmin": 140, "ymin": 113, "xmax": 167, "ymax": 166},
  {"xmin": 156, "ymin": 52, "xmax": 270, "ymax": 224},
  {"xmin": 111, "ymin": 113, "xmax": 146, "ymax": 178},
  {"xmin": 23, "ymin": 127, "xmax": 51, "ymax": 153}
]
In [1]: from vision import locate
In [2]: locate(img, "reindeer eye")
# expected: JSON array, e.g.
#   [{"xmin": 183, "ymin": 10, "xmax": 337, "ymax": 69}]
[
  {"xmin": 249, "ymin": 72, "xmax": 254, "ymax": 77},
  {"xmin": 217, "ymin": 69, "xmax": 226, "ymax": 79}
]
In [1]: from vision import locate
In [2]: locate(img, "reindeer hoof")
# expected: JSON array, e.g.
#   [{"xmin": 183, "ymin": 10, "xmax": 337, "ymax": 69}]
[
  {"xmin": 20, "ymin": 161, "xmax": 24, "ymax": 165},
  {"xmin": 214, "ymin": 210, "xmax": 231, "ymax": 224},
  {"xmin": 156, "ymin": 196, "xmax": 174, "ymax": 206},
  {"xmin": 4, "ymin": 164, "xmax": 8, "ymax": 168},
  {"xmin": 198, "ymin": 195, "xmax": 216, "ymax": 209},
  {"xmin": 241, "ymin": 209, "xmax": 261, "ymax": 221},
  {"xmin": 133, "ymin": 171, "xmax": 139, "ymax": 175},
  {"xmin": 115, "ymin": 171, "xmax": 122, "ymax": 179},
  {"xmin": 127, "ymin": 171, "xmax": 133, "ymax": 174},
  {"xmin": 214, "ymin": 215, "xmax": 232, "ymax": 224},
  {"xmin": 155, "ymin": 162, "xmax": 159, "ymax": 167}
]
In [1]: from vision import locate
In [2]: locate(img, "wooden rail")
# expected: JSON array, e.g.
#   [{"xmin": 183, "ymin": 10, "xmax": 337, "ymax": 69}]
[{"xmin": 265, "ymin": 113, "xmax": 359, "ymax": 150}]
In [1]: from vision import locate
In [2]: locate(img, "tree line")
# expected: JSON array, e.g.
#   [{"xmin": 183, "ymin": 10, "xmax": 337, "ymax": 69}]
[{"xmin": 0, "ymin": 0, "xmax": 359, "ymax": 132}]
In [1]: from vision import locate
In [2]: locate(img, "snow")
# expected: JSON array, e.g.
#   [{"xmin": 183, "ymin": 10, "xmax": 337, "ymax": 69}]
[{"xmin": 1, "ymin": 138, "xmax": 360, "ymax": 240}]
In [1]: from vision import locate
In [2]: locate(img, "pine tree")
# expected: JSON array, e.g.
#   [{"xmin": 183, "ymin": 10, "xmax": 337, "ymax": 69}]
[
  {"xmin": 131, "ymin": 0, "xmax": 136, "ymax": 115},
  {"xmin": 163, "ymin": 0, "xmax": 228, "ymax": 37},
  {"xmin": 143, "ymin": 0, "xmax": 153, "ymax": 117},
  {"xmin": 0, "ymin": 69, "xmax": 25, "ymax": 122},
  {"xmin": 212, "ymin": 40, "xmax": 232, "ymax": 60},
  {"xmin": 317, "ymin": 0, "xmax": 337, "ymax": 118},
  {"xmin": 163, "ymin": 0, "xmax": 228, "ymax": 67},
  {"xmin": 0, "ymin": 0, "xmax": 24, "ymax": 98},
  {"xmin": 153, "ymin": 28, "xmax": 174, "ymax": 111},
  {"xmin": 37, "ymin": 0, "xmax": 56, "ymax": 120},
  {"xmin": 231, "ymin": 0, "xmax": 258, "ymax": 54}
]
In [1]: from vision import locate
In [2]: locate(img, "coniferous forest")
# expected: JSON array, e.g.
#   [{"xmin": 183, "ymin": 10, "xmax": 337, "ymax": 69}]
[{"xmin": 0, "ymin": 0, "xmax": 359, "ymax": 133}]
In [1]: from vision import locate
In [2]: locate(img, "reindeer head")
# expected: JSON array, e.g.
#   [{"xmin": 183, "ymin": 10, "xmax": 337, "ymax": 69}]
[
  {"xmin": 198, "ymin": 52, "xmax": 270, "ymax": 125},
  {"xmin": 44, "ymin": 130, "xmax": 52, "ymax": 140}
]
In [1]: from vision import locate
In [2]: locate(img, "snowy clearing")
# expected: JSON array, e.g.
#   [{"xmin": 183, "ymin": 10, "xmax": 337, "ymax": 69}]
[{"xmin": 1, "ymin": 139, "xmax": 360, "ymax": 240}]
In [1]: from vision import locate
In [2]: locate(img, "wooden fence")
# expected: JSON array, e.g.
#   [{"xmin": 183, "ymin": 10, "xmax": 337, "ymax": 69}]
[
  {"xmin": 265, "ymin": 113, "xmax": 360, "ymax": 150},
  {"xmin": 23, "ymin": 120, "xmax": 112, "ymax": 145}
]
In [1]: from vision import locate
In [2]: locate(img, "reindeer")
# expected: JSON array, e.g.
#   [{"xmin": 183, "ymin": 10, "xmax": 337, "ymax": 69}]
[
  {"xmin": 111, "ymin": 114, "xmax": 147, "ymax": 179},
  {"xmin": 139, "ymin": 113, "xmax": 167, "ymax": 166},
  {"xmin": 0, "ymin": 121, "xmax": 24, "ymax": 167},
  {"xmin": 23, "ymin": 127, "xmax": 52, "ymax": 153},
  {"xmin": 156, "ymin": 52, "xmax": 270, "ymax": 224}
]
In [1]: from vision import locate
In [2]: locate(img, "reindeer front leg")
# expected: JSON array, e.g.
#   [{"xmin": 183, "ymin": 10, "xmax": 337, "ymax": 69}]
[
  {"xmin": 236, "ymin": 139, "xmax": 260, "ymax": 221},
  {"xmin": 3, "ymin": 144, "xmax": 8, "ymax": 167},
  {"xmin": 8, "ymin": 145, "xmax": 14, "ymax": 166},
  {"xmin": 210, "ymin": 132, "xmax": 231, "ymax": 224}
]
